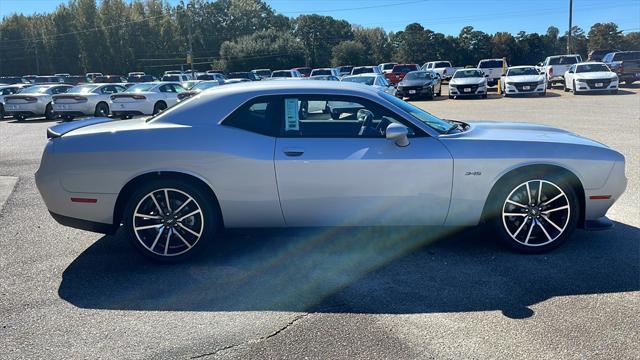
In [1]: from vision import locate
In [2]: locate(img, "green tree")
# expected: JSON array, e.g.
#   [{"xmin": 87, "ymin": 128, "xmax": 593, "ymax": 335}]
[
  {"xmin": 331, "ymin": 40, "xmax": 367, "ymax": 66},
  {"xmin": 218, "ymin": 29, "xmax": 304, "ymax": 72},
  {"xmin": 588, "ymin": 22, "xmax": 624, "ymax": 51},
  {"xmin": 353, "ymin": 27, "xmax": 391, "ymax": 65},
  {"xmin": 295, "ymin": 14, "xmax": 352, "ymax": 67},
  {"xmin": 395, "ymin": 23, "xmax": 429, "ymax": 63}
]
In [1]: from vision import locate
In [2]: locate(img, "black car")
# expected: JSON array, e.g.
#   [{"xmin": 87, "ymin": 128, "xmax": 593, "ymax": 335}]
[
  {"xmin": 227, "ymin": 72, "xmax": 260, "ymax": 81},
  {"xmin": 395, "ymin": 70, "xmax": 441, "ymax": 100}
]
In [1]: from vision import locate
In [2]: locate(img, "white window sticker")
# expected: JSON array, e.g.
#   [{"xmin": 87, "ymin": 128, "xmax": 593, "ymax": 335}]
[{"xmin": 284, "ymin": 98, "xmax": 299, "ymax": 131}]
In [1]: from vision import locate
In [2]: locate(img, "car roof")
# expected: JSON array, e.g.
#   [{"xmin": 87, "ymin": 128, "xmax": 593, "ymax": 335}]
[
  {"xmin": 479, "ymin": 58, "xmax": 504, "ymax": 61},
  {"xmin": 508, "ymin": 65, "xmax": 537, "ymax": 69}
]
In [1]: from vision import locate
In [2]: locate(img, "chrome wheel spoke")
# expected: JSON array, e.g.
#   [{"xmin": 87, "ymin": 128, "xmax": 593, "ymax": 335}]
[
  {"xmin": 150, "ymin": 193, "xmax": 163, "ymax": 214},
  {"xmin": 504, "ymin": 213, "xmax": 527, "ymax": 217},
  {"xmin": 542, "ymin": 205, "xmax": 569, "ymax": 214},
  {"xmin": 135, "ymin": 213, "xmax": 162, "ymax": 220},
  {"xmin": 174, "ymin": 229, "xmax": 192, "ymax": 249},
  {"xmin": 513, "ymin": 217, "xmax": 530, "ymax": 238},
  {"xmin": 164, "ymin": 228, "xmax": 172, "ymax": 255},
  {"xmin": 134, "ymin": 223, "xmax": 163, "ymax": 231},
  {"xmin": 173, "ymin": 197, "xmax": 193, "ymax": 216},
  {"xmin": 525, "ymin": 182, "xmax": 532, "ymax": 204},
  {"xmin": 537, "ymin": 219, "xmax": 553, "ymax": 241},
  {"xmin": 541, "ymin": 193, "xmax": 563, "ymax": 206},
  {"xmin": 524, "ymin": 219, "xmax": 535, "ymax": 244},
  {"xmin": 537, "ymin": 181, "xmax": 542, "ymax": 204},
  {"xmin": 178, "ymin": 222, "xmax": 201, "ymax": 237},
  {"xmin": 506, "ymin": 199, "xmax": 528, "ymax": 208},
  {"xmin": 178, "ymin": 209, "xmax": 201, "ymax": 222},
  {"xmin": 149, "ymin": 226, "xmax": 164, "ymax": 250},
  {"xmin": 542, "ymin": 215, "xmax": 563, "ymax": 232},
  {"xmin": 164, "ymin": 189, "xmax": 172, "ymax": 212}
]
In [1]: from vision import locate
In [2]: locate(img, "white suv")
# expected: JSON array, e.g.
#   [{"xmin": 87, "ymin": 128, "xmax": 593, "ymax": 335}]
[{"xmin": 478, "ymin": 58, "xmax": 507, "ymax": 87}]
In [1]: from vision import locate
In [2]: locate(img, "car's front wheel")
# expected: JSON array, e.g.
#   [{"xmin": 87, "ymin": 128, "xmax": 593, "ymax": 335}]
[
  {"xmin": 123, "ymin": 179, "xmax": 219, "ymax": 262},
  {"xmin": 490, "ymin": 175, "xmax": 579, "ymax": 253}
]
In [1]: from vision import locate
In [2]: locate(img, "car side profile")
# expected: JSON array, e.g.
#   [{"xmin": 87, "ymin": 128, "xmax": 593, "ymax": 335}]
[
  {"xmin": 52, "ymin": 83, "xmax": 127, "ymax": 120},
  {"xmin": 395, "ymin": 70, "xmax": 441, "ymax": 99},
  {"xmin": 563, "ymin": 62, "xmax": 619, "ymax": 94},
  {"xmin": 109, "ymin": 81, "xmax": 186, "ymax": 118},
  {"xmin": 36, "ymin": 81, "xmax": 626, "ymax": 261}
]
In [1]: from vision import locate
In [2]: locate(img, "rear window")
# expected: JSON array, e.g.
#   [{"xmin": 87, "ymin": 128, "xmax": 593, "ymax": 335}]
[
  {"xmin": 392, "ymin": 65, "xmax": 419, "ymax": 73},
  {"xmin": 126, "ymin": 83, "xmax": 156, "ymax": 92},
  {"xmin": 162, "ymin": 75, "xmax": 180, "ymax": 81},
  {"xmin": 312, "ymin": 69, "xmax": 332, "ymax": 76},
  {"xmin": 381, "ymin": 64, "xmax": 396, "ymax": 70},
  {"xmin": 338, "ymin": 66, "xmax": 354, "ymax": 73},
  {"xmin": 342, "ymin": 76, "xmax": 375, "ymax": 85},
  {"xmin": 548, "ymin": 56, "xmax": 579, "ymax": 65},
  {"xmin": 479, "ymin": 60, "xmax": 504, "ymax": 68},
  {"xmin": 351, "ymin": 67, "xmax": 374, "ymax": 75},
  {"xmin": 612, "ymin": 51, "xmax": 640, "ymax": 61},
  {"xmin": 434, "ymin": 62, "xmax": 451, "ymax": 68}
]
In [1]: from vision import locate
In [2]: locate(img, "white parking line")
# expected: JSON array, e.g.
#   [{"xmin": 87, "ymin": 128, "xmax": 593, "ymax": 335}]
[{"xmin": 0, "ymin": 176, "xmax": 18, "ymax": 211}]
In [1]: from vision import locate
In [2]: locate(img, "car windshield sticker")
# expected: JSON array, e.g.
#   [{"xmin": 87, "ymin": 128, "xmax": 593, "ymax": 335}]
[{"xmin": 284, "ymin": 98, "xmax": 300, "ymax": 131}]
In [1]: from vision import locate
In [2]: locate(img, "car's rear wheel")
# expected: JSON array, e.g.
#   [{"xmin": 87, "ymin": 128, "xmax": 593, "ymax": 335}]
[
  {"xmin": 123, "ymin": 179, "xmax": 219, "ymax": 262},
  {"xmin": 153, "ymin": 101, "xmax": 167, "ymax": 115},
  {"xmin": 490, "ymin": 175, "xmax": 578, "ymax": 253},
  {"xmin": 94, "ymin": 102, "xmax": 109, "ymax": 117}
]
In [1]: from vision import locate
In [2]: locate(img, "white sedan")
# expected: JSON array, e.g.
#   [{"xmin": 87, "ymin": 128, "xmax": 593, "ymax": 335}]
[
  {"xmin": 564, "ymin": 62, "xmax": 619, "ymax": 94},
  {"xmin": 448, "ymin": 69, "xmax": 487, "ymax": 99},
  {"xmin": 110, "ymin": 82, "xmax": 186, "ymax": 119},
  {"xmin": 3, "ymin": 84, "xmax": 73, "ymax": 120},
  {"xmin": 0, "ymin": 83, "xmax": 32, "ymax": 117},
  {"xmin": 501, "ymin": 66, "xmax": 546, "ymax": 96},
  {"xmin": 340, "ymin": 74, "xmax": 397, "ymax": 96},
  {"xmin": 52, "ymin": 83, "xmax": 127, "ymax": 120}
]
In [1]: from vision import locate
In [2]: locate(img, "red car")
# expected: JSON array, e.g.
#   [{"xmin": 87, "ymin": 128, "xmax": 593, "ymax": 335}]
[
  {"xmin": 385, "ymin": 64, "xmax": 420, "ymax": 84},
  {"xmin": 292, "ymin": 67, "xmax": 312, "ymax": 77}
]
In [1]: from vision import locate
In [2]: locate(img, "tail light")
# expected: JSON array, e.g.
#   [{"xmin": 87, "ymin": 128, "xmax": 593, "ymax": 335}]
[
  {"xmin": 132, "ymin": 95, "xmax": 146, "ymax": 100},
  {"xmin": 8, "ymin": 96, "xmax": 37, "ymax": 103},
  {"xmin": 24, "ymin": 97, "xmax": 38, "ymax": 103},
  {"xmin": 74, "ymin": 96, "xmax": 87, "ymax": 102}
]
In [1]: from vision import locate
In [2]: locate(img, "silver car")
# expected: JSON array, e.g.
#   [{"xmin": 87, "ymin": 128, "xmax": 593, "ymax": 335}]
[
  {"xmin": 52, "ymin": 83, "xmax": 127, "ymax": 120},
  {"xmin": 36, "ymin": 81, "xmax": 627, "ymax": 261},
  {"xmin": 4, "ymin": 84, "xmax": 73, "ymax": 120}
]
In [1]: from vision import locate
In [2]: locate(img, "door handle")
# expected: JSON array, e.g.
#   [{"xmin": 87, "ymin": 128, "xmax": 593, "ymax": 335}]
[{"xmin": 283, "ymin": 148, "xmax": 304, "ymax": 157}]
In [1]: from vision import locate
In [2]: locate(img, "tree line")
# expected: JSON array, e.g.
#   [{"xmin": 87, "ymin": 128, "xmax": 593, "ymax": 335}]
[{"xmin": 1, "ymin": 0, "xmax": 639, "ymax": 76}]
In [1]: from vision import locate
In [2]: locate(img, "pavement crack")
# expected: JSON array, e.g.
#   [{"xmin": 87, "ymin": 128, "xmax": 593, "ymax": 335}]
[{"xmin": 190, "ymin": 312, "xmax": 310, "ymax": 359}]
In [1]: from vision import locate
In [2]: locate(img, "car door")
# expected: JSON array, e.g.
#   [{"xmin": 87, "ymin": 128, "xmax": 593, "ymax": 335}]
[{"xmin": 273, "ymin": 94, "xmax": 453, "ymax": 227}]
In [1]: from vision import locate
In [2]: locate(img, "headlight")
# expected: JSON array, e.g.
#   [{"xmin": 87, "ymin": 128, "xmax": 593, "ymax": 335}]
[
  {"xmin": 575, "ymin": 78, "xmax": 586, "ymax": 82},
  {"xmin": 537, "ymin": 78, "xmax": 545, "ymax": 84}
]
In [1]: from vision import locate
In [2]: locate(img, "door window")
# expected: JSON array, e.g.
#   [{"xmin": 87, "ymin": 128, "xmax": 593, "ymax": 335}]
[{"xmin": 279, "ymin": 95, "xmax": 417, "ymax": 138}]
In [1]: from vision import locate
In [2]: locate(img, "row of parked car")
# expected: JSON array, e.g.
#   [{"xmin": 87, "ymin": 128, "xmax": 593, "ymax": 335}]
[{"xmin": 0, "ymin": 51, "xmax": 637, "ymax": 121}]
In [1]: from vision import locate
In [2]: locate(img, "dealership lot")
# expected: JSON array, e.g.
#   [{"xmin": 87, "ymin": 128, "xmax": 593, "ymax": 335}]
[{"xmin": 0, "ymin": 85, "xmax": 638, "ymax": 359}]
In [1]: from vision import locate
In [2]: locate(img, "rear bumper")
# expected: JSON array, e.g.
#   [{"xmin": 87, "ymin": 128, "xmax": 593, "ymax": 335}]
[
  {"xmin": 53, "ymin": 103, "xmax": 94, "ymax": 115},
  {"xmin": 49, "ymin": 211, "xmax": 117, "ymax": 234}
]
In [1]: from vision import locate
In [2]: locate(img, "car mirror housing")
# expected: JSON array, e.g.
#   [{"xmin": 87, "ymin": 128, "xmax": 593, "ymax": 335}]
[{"xmin": 386, "ymin": 123, "xmax": 410, "ymax": 147}]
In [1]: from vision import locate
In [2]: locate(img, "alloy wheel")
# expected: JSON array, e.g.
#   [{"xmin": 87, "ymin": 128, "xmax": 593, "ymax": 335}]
[
  {"xmin": 502, "ymin": 180, "xmax": 570, "ymax": 247},
  {"xmin": 132, "ymin": 188, "xmax": 204, "ymax": 256}
]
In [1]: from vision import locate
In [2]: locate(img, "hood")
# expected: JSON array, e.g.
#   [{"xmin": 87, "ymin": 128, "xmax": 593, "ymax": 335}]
[
  {"xmin": 446, "ymin": 121, "xmax": 608, "ymax": 148},
  {"xmin": 449, "ymin": 77, "xmax": 485, "ymax": 86},
  {"xmin": 398, "ymin": 79, "xmax": 430, "ymax": 87},
  {"xmin": 504, "ymin": 74, "xmax": 544, "ymax": 82},
  {"xmin": 573, "ymin": 72, "xmax": 617, "ymax": 80}
]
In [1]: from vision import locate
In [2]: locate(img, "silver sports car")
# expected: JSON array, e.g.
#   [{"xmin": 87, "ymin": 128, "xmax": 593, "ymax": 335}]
[{"xmin": 35, "ymin": 81, "xmax": 627, "ymax": 261}]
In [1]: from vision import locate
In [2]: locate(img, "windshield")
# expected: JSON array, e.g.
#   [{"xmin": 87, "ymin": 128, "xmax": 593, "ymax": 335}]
[
  {"xmin": 126, "ymin": 83, "xmax": 156, "ymax": 92},
  {"xmin": 272, "ymin": 71, "xmax": 291, "ymax": 77},
  {"xmin": 453, "ymin": 69, "xmax": 482, "ymax": 78},
  {"xmin": 312, "ymin": 69, "xmax": 332, "ymax": 76},
  {"xmin": 479, "ymin": 60, "xmax": 503, "ymax": 68},
  {"xmin": 434, "ymin": 62, "xmax": 451, "ymax": 68},
  {"xmin": 68, "ymin": 85, "xmax": 98, "ymax": 93},
  {"xmin": 507, "ymin": 67, "xmax": 539, "ymax": 76},
  {"xmin": 192, "ymin": 81, "xmax": 219, "ymax": 90},
  {"xmin": 392, "ymin": 65, "xmax": 418, "ymax": 73},
  {"xmin": 380, "ymin": 92, "xmax": 453, "ymax": 133},
  {"xmin": 342, "ymin": 76, "xmax": 375, "ymax": 85},
  {"xmin": 338, "ymin": 66, "xmax": 353, "ymax": 73},
  {"xmin": 20, "ymin": 86, "xmax": 50, "ymax": 94},
  {"xmin": 229, "ymin": 73, "xmax": 250, "ymax": 79},
  {"xmin": 576, "ymin": 64, "xmax": 610, "ymax": 73},
  {"xmin": 404, "ymin": 71, "xmax": 429, "ymax": 80},
  {"xmin": 548, "ymin": 56, "xmax": 579, "ymax": 65},
  {"xmin": 162, "ymin": 75, "xmax": 180, "ymax": 81},
  {"xmin": 612, "ymin": 51, "xmax": 640, "ymax": 61}
]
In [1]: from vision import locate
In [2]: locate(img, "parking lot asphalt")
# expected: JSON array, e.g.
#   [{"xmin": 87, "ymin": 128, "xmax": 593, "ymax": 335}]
[{"xmin": 1, "ymin": 85, "xmax": 638, "ymax": 359}]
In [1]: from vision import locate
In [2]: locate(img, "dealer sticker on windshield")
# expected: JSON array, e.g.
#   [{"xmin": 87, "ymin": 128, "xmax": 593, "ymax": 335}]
[{"xmin": 284, "ymin": 98, "xmax": 300, "ymax": 131}]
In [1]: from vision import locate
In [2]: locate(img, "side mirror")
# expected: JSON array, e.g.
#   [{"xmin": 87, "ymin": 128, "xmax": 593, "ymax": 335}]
[{"xmin": 386, "ymin": 123, "xmax": 410, "ymax": 147}]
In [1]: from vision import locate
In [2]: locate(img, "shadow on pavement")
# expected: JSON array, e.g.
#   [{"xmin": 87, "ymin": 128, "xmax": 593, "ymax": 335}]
[{"xmin": 59, "ymin": 222, "xmax": 639, "ymax": 319}]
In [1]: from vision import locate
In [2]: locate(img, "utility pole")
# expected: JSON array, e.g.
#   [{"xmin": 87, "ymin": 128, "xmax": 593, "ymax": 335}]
[
  {"xmin": 187, "ymin": 1, "xmax": 194, "ymax": 74},
  {"xmin": 567, "ymin": 0, "xmax": 573, "ymax": 54}
]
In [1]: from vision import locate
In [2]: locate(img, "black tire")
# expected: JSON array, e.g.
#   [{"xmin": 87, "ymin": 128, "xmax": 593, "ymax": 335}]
[
  {"xmin": 487, "ymin": 171, "xmax": 579, "ymax": 254},
  {"xmin": 44, "ymin": 103, "xmax": 56, "ymax": 120},
  {"xmin": 610, "ymin": 89, "xmax": 618, "ymax": 95},
  {"xmin": 539, "ymin": 90, "xmax": 546, "ymax": 97},
  {"xmin": 437, "ymin": 87, "xmax": 442, "ymax": 96},
  {"xmin": 482, "ymin": 93, "xmax": 487, "ymax": 99},
  {"xmin": 0, "ymin": 104, "xmax": 4, "ymax": 118},
  {"xmin": 61, "ymin": 115, "xmax": 74, "ymax": 122},
  {"xmin": 572, "ymin": 80, "xmax": 578, "ymax": 95},
  {"xmin": 546, "ymin": 81, "xmax": 552, "ymax": 89},
  {"xmin": 153, "ymin": 101, "xmax": 167, "ymax": 115},
  {"xmin": 14, "ymin": 114, "xmax": 26, "ymax": 121},
  {"xmin": 448, "ymin": 95, "xmax": 453, "ymax": 99},
  {"xmin": 94, "ymin": 102, "xmax": 109, "ymax": 117},
  {"xmin": 122, "ymin": 178, "xmax": 220, "ymax": 262},
  {"xmin": 563, "ymin": 82, "xmax": 569, "ymax": 92}
]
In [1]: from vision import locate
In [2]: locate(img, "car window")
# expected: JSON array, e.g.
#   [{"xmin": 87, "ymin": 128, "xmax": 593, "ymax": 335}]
[
  {"xmin": 278, "ymin": 95, "xmax": 417, "ymax": 138},
  {"xmin": 479, "ymin": 60, "xmax": 503, "ymax": 68},
  {"xmin": 172, "ymin": 84, "xmax": 186, "ymax": 93},
  {"xmin": 159, "ymin": 84, "xmax": 174, "ymax": 93},
  {"xmin": 51, "ymin": 86, "xmax": 70, "ymax": 94},
  {"xmin": 434, "ymin": 62, "xmax": 451, "ymax": 68},
  {"xmin": 221, "ymin": 98, "xmax": 276, "ymax": 136}
]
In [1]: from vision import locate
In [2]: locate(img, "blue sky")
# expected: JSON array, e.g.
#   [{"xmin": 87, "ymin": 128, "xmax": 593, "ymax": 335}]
[{"xmin": 1, "ymin": 0, "xmax": 639, "ymax": 35}]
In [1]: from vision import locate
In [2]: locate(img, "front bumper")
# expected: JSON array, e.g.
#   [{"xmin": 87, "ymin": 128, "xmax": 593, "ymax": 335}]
[
  {"xmin": 504, "ymin": 83, "xmax": 546, "ymax": 94},
  {"xmin": 396, "ymin": 87, "xmax": 433, "ymax": 98},
  {"xmin": 449, "ymin": 85, "xmax": 486, "ymax": 97},
  {"xmin": 574, "ymin": 80, "xmax": 618, "ymax": 92}
]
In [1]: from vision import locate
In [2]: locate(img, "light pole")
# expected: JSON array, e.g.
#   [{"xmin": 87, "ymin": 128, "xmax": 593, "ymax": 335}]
[
  {"xmin": 567, "ymin": 0, "xmax": 573, "ymax": 54},
  {"xmin": 187, "ymin": 1, "xmax": 194, "ymax": 74}
]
